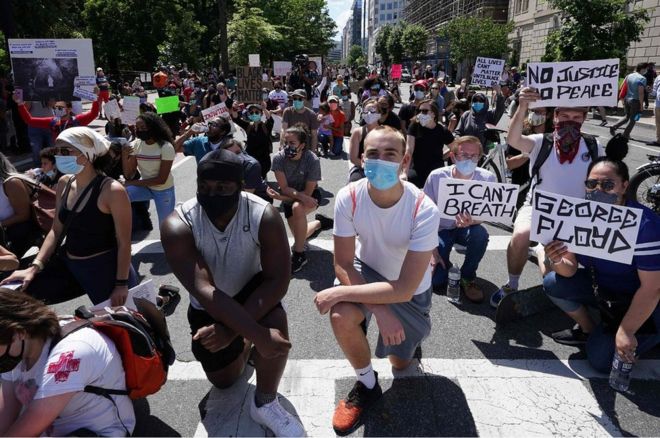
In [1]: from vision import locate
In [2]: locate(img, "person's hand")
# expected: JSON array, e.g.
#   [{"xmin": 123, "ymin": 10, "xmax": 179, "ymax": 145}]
[
  {"xmin": 455, "ymin": 212, "xmax": 474, "ymax": 228},
  {"xmin": 1, "ymin": 267, "xmax": 37, "ymax": 290},
  {"xmin": 372, "ymin": 306, "xmax": 405, "ymax": 346},
  {"xmin": 253, "ymin": 327, "xmax": 291, "ymax": 358},
  {"xmin": 544, "ymin": 240, "xmax": 568, "ymax": 264},
  {"xmin": 193, "ymin": 323, "xmax": 235, "ymax": 353},
  {"xmin": 517, "ymin": 87, "xmax": 540, "ymax": 108},
  {"xmin": 266, "ymin": 186, "xmax": 281, "ymax": 200},
  {"xmin": 430, "ymin": 248, "xmax": 446, "ymax": 272},
  {"xmin": 109, "ymin": 285, "xmax": 128, "ymax": 306},
  {"xmin": 12, "ymin": 90, "xmax": 23, "ymax": 105},
  {"xmin": 191, "ymin": 122, "xmax": 207, "ymax": 133},
  {"xmin": 314, "ymin": 287, "xmax": 341, "ymax": 314},
  {"xmin": 615, "ymin": 326, "xmax": 637, "ymax": 363}
]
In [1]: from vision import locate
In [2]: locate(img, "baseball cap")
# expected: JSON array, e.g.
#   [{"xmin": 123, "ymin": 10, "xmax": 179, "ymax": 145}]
[
  {"xmin": 292, "ymin": 89, "xmax": 307, "ymax": 99},
  {"xmin": 414, "ymin": 80, "xmax": 428, "ymax": 90},
  {"xmin": 327, "ymin": 95, "xmax": 339, "ymax": 103},
  {"xmin": 197, "ymin": 148, "xmax": 244, "ymax": 183}
]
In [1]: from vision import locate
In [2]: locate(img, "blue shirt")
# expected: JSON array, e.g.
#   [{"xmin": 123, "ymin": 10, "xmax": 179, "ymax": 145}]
[
  {"xmin": 625, "ymin": 72, "xmax": 647, "ymax": 101},
  {"xmin": 183, "ymin": 136, "xmax": 229, "ymax": 163},
  {"xmin": 577, "ymin": 200, "xmax": 660, "ymax": 295}
]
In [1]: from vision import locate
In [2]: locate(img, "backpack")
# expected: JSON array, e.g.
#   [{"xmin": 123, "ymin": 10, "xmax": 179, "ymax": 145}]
[
  {"xmin": 52, "ymin": 298, "xmax": 176, "ymax": 401},
  {"xmin": 5, "ymin": 175, "xmax": 56, "ymax": 233},
  {"xmin": 531, "ymin": 133, "xmax": 599, "ymax": 187}
]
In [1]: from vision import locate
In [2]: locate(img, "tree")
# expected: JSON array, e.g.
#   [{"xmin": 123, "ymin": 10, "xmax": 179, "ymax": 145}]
[
  {"xmin": 401, "ymin": 23, "xmax": 428, "ymax": 61},
  {"xmin": 438, "ymin": 17, "xmax": 513, "ymax": 67},
  {"xmin": 375, "ymin": 24, "xmax": 393, "ymax": 66},
  {"xmin": 387, "ymin": 23, "xmax": 405, "ymax": 64},
  {"xmin": 347, "ymin": 45, "xmax": 365, "ymax": 67},
  {"xmin": 218, "ymin": 0, "xmax": 230, "ymax": 74},
  {"xmin": 227, "ymin": 0, "xmax": 283, "ymax": 66},
  {"xmin": 542, "ymin": 0, "xmax": 649, "ymax": 62},
  {"xmin": 158, "ymin": 6, "xmax": 207, "ymax": 70}
]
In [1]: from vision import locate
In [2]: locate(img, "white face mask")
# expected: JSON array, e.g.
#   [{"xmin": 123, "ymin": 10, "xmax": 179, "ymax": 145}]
[
  {"xmin": 53, "ymin": 108, "xmax": 66, "ymax": 118},
  {"xmin": 417, "ymin": 113, "xmax": 433, "ymax": 127},
  {"xmin": 363, "ymin": 111, "xmax": 380, "ymax": 125},
  {"xmin": 528, "ymin": 112, "xmax": 546, "ymax": 127}
]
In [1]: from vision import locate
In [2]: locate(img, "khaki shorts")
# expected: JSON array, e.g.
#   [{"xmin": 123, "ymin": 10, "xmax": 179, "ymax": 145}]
[{"xmin": 514, "ymin": 203, "xmax": 533, "ymax": 231}]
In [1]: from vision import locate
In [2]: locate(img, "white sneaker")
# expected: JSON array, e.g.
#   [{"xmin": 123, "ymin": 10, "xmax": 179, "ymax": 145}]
[{"xmin": 250, "ymin": 396, "xmax": 305, "ymax": 437}]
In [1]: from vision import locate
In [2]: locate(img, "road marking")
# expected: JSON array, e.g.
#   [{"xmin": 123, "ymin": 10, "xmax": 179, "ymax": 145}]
[
  {"xmin": 629, "ymin": 141, "xmax": 659, "ymax": 154},
  {"xmin": 168, "ymin": 358, "xmax": 660, "ymax": 437},
  {"xmin": 172, "ymin": 154, "xmax": 193, "ymax": 170}
]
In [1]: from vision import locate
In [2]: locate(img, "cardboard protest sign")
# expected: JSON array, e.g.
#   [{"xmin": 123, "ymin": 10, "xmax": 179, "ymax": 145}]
[
  {"xmin": 472, "ymin": 57, "xmax": 505, "ymax": 87},
  {"xmin": 72, "ymin": 87, "xmax": 97, "ymax": 101},
  {"xmin": 201, "ymin": 103, "xmax": 229, "ymax": 121},
  {"xmin": 249, "ymin": 54, "xmax": 261, "ymax": 67},
  {"xmin": 121, "ymin": 96, "xmax": 140, "ymax": 125},
  {"xmin": 436, "ymin": 179, "xmax": 519, "ymax": 225},
  {"xmin": 273, "ymin": 61, "xmax": 291, "ymax": 77},
  {"xmin": 531, "ymin": 190, "xmax": 642, "ymax": 264},
  {"xmin": 155, "ymin": 95, "xmax": 180, "ymax": 114},
  {"xmin": 391, "ymin": 64, "xmax": 402, "ymax": 79},
  {"xmin": 236, "ymin": 66, "xmax": 262, "ymax": 104},
  {"xmin": 103, "ymin": 99, "xmax": 121, "ymax": 121},
  {"xmin": 8, "ymin": 38, "xmax": 95, "ymax": 102},
  {"xmin": 527, "ymin": 58, "xmax": 619, "ymax": 108}
]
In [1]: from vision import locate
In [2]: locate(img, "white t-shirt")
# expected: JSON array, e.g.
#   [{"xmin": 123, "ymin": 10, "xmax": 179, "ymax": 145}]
[
  {"xmin": 1, "ymin": 326, "xmax": 135, "ymax": 436},
  {"xmin": 268, "ymin": 90, "xmax": 288, "ymax": 110},
  {"xmin": 525, "ymin": 134, "xmax": 603, "ymax": 204},
  {"xmin": 334, "ymin": 179, "xmax": 440, "ymax": 295}
]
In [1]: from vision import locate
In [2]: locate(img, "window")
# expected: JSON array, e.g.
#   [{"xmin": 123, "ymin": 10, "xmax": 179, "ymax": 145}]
[
  {"xmin": 380, "ymin": 13, "xmax": 385, "ymax": 21},
  {"xmin": 387, "ymin": 2, "xmax": 392, "ymax": 9},
  {"xmin": 386, "ymin": 13, "xmax": 392, "ymax": 20},
  {"xmin": 393, "ymin": 1, "xmax": 398, "ymax": 8},
  {"xmin": 393, "ymin": 13, "xmax": 397, "ymax": 19},
  {"xmin": 380, "ymin": 3, "xmax": 385, "ymax": 10}
]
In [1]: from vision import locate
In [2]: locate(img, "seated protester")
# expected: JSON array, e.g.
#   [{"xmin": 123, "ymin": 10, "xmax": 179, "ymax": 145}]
[
  {"xmin": 377, "ymin": 93, "xmax": 403, "ymax": 131},
  {"xmin": 360, "ymin": 77, "xmax": 388, "ymax": 102},
  {"xmin": 399, "ymin": 80, "xmax": 428, "ymax": 132},
  {"xmin": 25, "ymin": 147, "xmax": 63, "ymax": 189},
  {"xmin": 348, "ymin": 98, "xmax": 380, "ymax": 182},
  {"xmin": 161, "ymin": 150, "xmax": 304, "ymax": 437},
  {"xmin": 104, "ymin": 114, "xmax": 132, "ymax": 144},
  {"xmin": 406, "ymin": 100, "xmax": 455, "ymax": 188},
  {"xmin": 389, "ymin": 78, "xmax": 402, "ymax": 104},
  {"xmin": 423, "ymin": 136, "xmax": 494, "ymax": 303},
  {"xmin": 327, "ymin": 95, "xmax": 346, "ymax": 156},
  {"xmin": 542, "ymin": 140, "xmax": 660, "ymax": 373},
  {"xmin": 454, "ymin": 91, "xmax": 505, "ymax": 149},
  {"xmin": 445, "ymin": 99, "xmax": 469, "ymax": 133},
  {"xmin": 223, "ymin": 139, "xmax": 271, "ymax": 203},
  {"xmin": 269, "ymin": 125, "xmax": 333, "ymax": 273},
  {"xmin": 0, "ymin": 289, "xmax": 135, "ymax": 436},
  {"xmin": 317, "ymin": 102, "xmax": 335, "ymax": 157},
  {"xmin": 313, "ymin": 127, "xmax": 439, "ymax": 435},
  {"xmin": 175, "ymin": 116, "xmax": 234, "ymax": 163},
  {"xmin": 231, "ymin": 104, "xmax": 274, "ymax": 179},
  {"xmin": 339, "ymin": 88, "xmax": 355, "ymax": 136},
  {"xmin": 1, "ymin": 128, "xmax": 138, "ymax": 305}
]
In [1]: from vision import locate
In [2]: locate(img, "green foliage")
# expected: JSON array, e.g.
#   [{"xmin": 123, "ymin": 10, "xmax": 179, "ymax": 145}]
[
  {"xmin": 347, "ymin": 45, "xmax": 365, "ymax": 67},
  {"xmin": 228, "ymin": 0, "xmax": 283, "ymax": 66},
  {"xmin": 375, "ymin": 24, "xmax": 393, "ymax": 66},
  {"xmin": 401, "ymin": 24, "xmax": 428, "ymax": 60},
  {"xmin": 542, "ymin": 0, "xmax": 649, "ymax": 63},
  {"xmin": 438, "ymin": 17, "xmax": 513, "ymax": 66},
  {"xmin": 387, "ymin": 23, "xmax": 405, "ymax": 64}
]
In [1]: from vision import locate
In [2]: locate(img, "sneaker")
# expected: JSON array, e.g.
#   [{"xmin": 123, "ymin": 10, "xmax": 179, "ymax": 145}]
[
  {"xmin": 490, "ymin": 284, "xmax": 515, "ymax": 308},
  {"xmin": 599, "ymin": 120, "xmax": 608, "ymax": 127},
  {"xmin": 461, "ymin": 279, "xmax": 484, "ymax": 303},
  {"xmin": 332, "ymin": 374, "xmax": 383, "ymax": 436},
  {"xmin": 609, "ymin": 126, "xmax": 616, "ymax": 136},
  {"xmin": 315, "ymin": 214, "xmax": 334, "ymax": 231},
  {"xmin": 250, "ymin": 397, "xmax": 305, "ymax": 437},
  {"xmin": 291, "ymin": 252, "xmax": 307, "ymax": 274},
  {"xmin": 551, "ymin": 324, "xmax": 589, "ymax": 346}
]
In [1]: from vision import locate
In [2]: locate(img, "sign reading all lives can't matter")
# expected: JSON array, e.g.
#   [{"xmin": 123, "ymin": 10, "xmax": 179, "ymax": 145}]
[
  {"xmin": 436, "ymin": 179, "xmax": 519, "ymax": 225},
  {"xmin": 472, "ymin": 57, "xmax": 505, "ymax": 87},
  {"xmin": 526, "ymin": 58, "xmax": 619, "ymax": 108}
]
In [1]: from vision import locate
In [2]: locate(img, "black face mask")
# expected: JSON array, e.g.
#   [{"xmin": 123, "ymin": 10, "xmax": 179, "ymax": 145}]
[
  {"xmin": 0, "ymin": 339, "xmax": 24, "ymax": 373},
  {"xmin": 197, "ymin": 191, "xmax": 240, "ymax": 221},
  {"xmin": 135, "ymin": 130, "xmax": 151, "ymax": 141}
]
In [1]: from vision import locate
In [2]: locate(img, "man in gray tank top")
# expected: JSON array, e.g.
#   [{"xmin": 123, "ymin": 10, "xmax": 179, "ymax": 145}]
[{"xmin": 161, "ymin": 149, "xmax": 304, "ymax": 437}]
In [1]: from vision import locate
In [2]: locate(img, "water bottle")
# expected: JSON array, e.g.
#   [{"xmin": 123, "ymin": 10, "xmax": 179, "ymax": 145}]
[
  {"xmin": 447, "ymin": 264, "xmax": 461, "ymax": 304},
  {"xmin": 609, "ymin": 352, "xmax": 633, "ymax": 392}
]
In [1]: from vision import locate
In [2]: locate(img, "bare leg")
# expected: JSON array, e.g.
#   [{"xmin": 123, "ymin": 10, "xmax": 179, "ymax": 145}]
[
  {"xmin": 253, "ymin": 306, "xmax": 289, "ymax": 394},
  {"xmin": 330, "ymin": 302, "xmax": 371, "ymax": 369},
  {"xmin": 566, "ymin": 306, "xmax": 596, "ymax": 334},
  {"xmin": 289, "ymin": 202, "xmax": 320, "ymax": 252},
  {"xmin": 507, "ymin": 223, "xmax": 531, "ymax": 277}
]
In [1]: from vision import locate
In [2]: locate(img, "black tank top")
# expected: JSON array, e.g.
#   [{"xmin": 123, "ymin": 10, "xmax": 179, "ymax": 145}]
[{"xmin": 58, "ymin": 176, "xmax": 116, "ymax": 257}]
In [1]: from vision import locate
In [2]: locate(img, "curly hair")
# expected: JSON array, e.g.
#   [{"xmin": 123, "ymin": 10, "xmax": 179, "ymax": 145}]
[
  {"xmin": 137, "ymin": 112, "xmax": 174, "ymax": 146},
  {"xmin": 0, "ymin": 289, "xmax": 60, "ymax": 344}
]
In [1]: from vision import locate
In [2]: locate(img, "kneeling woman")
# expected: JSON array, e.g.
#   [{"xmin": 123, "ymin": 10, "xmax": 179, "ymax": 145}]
[
  {"xmin": 542, "ymin": 138, "xmax": 660, "ymax": 372},
  {"xmin": 0, "ymin": 289, "xmax": 135, "ymax": 436},
  {"xmin": 2, "ymin": 127, "xmax": 138, "ymax": 305}
]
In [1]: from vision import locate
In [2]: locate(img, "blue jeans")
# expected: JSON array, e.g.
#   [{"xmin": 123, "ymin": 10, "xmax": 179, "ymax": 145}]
[
  {"xmin": 126, "ymin": 185, "xmax": 175, "ymax": 226},
  {"xmin": 544, "ymin": 270, "xmax": 660, "ymax": 373},
  {"xmin": 432, "ymin": 224, "xmax": 489, "ymax": 286},
  {"xmin": 28, "ymin": 126, "xmax": 53, "ymax": 166},
  {"xmin": 318, "ymin": 132, "xmax": 331, "ymax": 153},
  {"xmin": 332, "ymin": 136, "xmax": 344, "ymax": 155}
]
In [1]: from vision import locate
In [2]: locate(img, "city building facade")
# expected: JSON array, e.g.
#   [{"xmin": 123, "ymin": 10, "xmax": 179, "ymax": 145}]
[
  {"xmin": 364, "ymin": 0, "xmax": 407, "ymax": 63},
  {"xmin": 342, "ymin": 0, "xmax": 364, "ymax": 61}
]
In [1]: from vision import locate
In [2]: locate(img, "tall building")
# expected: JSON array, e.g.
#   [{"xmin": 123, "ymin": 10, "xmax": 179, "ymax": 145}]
[
  {"xmin": 342, "ymin": 0, "xmax": 364, "ymax": 61},
  {"xmin": 508, "ymin": 0, "xmax": 660, "ymax": 68},
  {"xmin": 328, "ymin": 40, "xmax": 343, "ymax": 63},
  {"xmin": 364, "ymin": 0, "xmax": 407, "ymax": 64}
]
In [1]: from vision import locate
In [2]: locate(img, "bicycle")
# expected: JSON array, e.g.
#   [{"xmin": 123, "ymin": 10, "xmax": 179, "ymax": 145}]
[{"xmin": 628, "ymin": 154, "xmax": 660, "ymax": 214}]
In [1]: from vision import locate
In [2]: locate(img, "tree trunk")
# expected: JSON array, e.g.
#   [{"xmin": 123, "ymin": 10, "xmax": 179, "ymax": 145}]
[{"xmin": 218, "ymin": 0, "xmax": 229, "ymax": 74}]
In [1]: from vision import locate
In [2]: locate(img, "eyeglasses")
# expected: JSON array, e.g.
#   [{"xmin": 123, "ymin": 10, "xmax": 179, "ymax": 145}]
[
  {"xmin": 414, "ymin": 87, "xmax": 425, "ymax": 92},
  {"xmin": 292, "ymin": 97, "xmax": 304, "ymax": 101},
  {"xmin": 454, "ymin": 153, "xmax": 481, "ymax": 162},
  {"xmin": 248, "ymin": 111, "xmax": 261, "ymax": 115},
  {"xmin": 585, "ymin": 178, "xmax": 616, "ymax": 191},
  {"xmin": 430, "ymin": 87, "xmax": 439, "ymax": 90},
  {"xmin": 418, "ymin": 109, "xmax": 431, "ymax": 114}
]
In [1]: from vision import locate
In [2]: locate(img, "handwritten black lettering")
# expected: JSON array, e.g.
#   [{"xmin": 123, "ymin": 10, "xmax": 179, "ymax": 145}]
[
  {"xmin": 448, "ymin": 183, "xmax": 465, "ymax": 196},
  {"xmin": 444, "ymin": 198, "xmax": 460, "ymax": 216},
  {"xmin": 621, "ymin": 209, "xmax": 639, "ymax": 229},
  {"xmin": 608, "ymin": 230, "xmax": 631, "ymax": 254},
  {"xmin": 535, "ymin": 192, "xmax": 556, "ymax": 214},
  {"xmin": 574, "ymin": 227, "xmax": 591, "ymax": 247},
  {"xmin": 590, "ymin": 227, "xmax": 611, "ymax": 250},
  {"xmin": 557, "ymin": 199, "xmax": 573, "ymax": 216},
  {"xmin": 574, "ymin": 202, "xmax": 592, "ymax": 218}
]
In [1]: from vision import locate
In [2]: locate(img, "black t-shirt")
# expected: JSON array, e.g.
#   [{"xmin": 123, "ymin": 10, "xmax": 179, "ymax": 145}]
[
  {"xmin": 407, "ymin": 122, "xmax": 454, "ymax": 179},
  {"xmin": 398, "ymin": 103, "xmax": 417, "ymax": 127},
  {"xmin": 505, "ymin": 145, "xmax": 530, "ymax": 186}
]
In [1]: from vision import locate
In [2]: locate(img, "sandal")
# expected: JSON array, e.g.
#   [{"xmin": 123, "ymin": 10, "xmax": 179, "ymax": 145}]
[{"xmin": 157, "ymin": 284, "xmax": 181, "ymax": 317}]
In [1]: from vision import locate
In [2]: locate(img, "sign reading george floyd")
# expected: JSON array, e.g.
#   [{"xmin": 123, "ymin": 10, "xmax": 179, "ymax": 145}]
[
  {"xmin": 436, "ymin": 179, "xmax": 519, "ymax": 225},
  {"xmin": 236, "ymin": 66, "xmax": 262, "ymax": 104},
  {"xmin": 526, "ymin": 58, "xmax": 619, "ymax": 108},
  {"xmin": 531, "ymin": 190, "xmax": 642, "ymax": 264},
  {"xmin": 472, "ymin": 57, "xmax": 505, "ymax": 87}
]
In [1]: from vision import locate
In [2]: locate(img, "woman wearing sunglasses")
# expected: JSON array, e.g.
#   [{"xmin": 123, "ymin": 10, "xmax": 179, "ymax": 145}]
[
  {"xmin": 542, "ymin": 137, "xmax": 660, "ymax": 373},
  {"xmin": 1, "ymin": 127, "xmax": 138, "ymax": 306},
  {"xmin": 348, "ymin": 98, "xmax": 380, "ymax": 182},
  {"xmin": 231, "ymin": 103, "xmax": 273, "ymax": 179}
]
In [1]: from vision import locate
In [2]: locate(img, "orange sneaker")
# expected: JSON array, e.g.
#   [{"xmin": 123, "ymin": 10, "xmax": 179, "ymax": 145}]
[{"xmin": 332, "ymin": 372, "xmax": 382, "ymax": 436}]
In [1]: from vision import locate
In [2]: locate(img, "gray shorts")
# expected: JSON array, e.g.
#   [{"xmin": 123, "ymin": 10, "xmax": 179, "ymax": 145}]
[{"xmin": 353, "ymin": 259, "xmax": 432, "ymax": 360}]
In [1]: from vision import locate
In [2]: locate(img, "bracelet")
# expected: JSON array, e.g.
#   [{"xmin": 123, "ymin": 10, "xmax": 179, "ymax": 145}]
[
  {"xmin": 115, "ymin": 279, "xmax": 129, "ymax": 286},
  {"xmin": 30, "ymin": 259, "xmax": 45, "ymax": 272}
]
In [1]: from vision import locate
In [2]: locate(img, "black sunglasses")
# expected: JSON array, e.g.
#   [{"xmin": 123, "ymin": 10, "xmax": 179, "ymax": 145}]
[
  {"xmin": 249, "ymin": 111, "xmax": 261, "ymax": 115},
  {"xmin": 418, "ymin": 109, "xmax": 431, "ymax": 114},
  {"xmin": 54, "ymin": 147, "xmax": 73, "ymax": 156},
  {"xmin": 585, "ymin": 179, "xmax": 616, "ymax": 191}
]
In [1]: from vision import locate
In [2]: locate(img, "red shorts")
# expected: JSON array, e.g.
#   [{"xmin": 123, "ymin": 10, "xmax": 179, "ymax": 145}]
[{"xmin": 99, "ymin": 90, "xmax": 110, "ymax": 103}]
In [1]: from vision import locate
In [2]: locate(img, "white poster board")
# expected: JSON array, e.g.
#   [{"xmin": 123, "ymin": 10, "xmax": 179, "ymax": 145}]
[
  {"xmin": 201, "ymin": 102, "xmax": 229, "ymax": 121},
  {"xmin": 72, "ymin": 87, "xmax": 97, "ymax": 101},
  {"xmin": 530, "ymin": 190, "xmax": 642, "ymax": 264},
  {"xmin": 472, "ymin": 57, "xmax": 505, "ymax": 87},
  {"xmin": 526, "ymin": 58, "xmax": 619, "ymax": 108},
  {"xmin": 436, "ymin": 179, "xmax": 519, "ymax": 225},
  {"xmin": 103, "ymin": 99, "xmax": 121, "ymax": 120},
  {"xmin": 273, "ymin": 61, "xmax": 292, "ymax": 77},
  {"xmin": 90, "ymin": 280, "xmax": 158, "ymax": 312},
  {"xmin": 249, "ymin": 54, "xmax": 261, "ymax": 67},
  {"xmin": 121, "ymin": 96, "xmax": 140, "ymax": 125},
  {"xmin": 309, "ymin": 56, "xmax": 323, "ymax": 76},
  {"xmin": 74, "ymin": 75, "xmax": 96, "ymax": 86},
  {"xmin": 8, "ymin": 39, "xmax": 95, "ymax": 102}
]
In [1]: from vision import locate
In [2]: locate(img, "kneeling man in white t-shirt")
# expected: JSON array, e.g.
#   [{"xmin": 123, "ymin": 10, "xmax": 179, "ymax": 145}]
[{"xmin": 314, "ymin": 126, "xmax": 440, "ymax": 436}]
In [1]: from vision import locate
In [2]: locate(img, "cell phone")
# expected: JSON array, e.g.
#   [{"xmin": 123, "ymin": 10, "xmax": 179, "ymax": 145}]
[{"xmin": 1, "ymin": 280, "xmax": 23, "ymax": 291}]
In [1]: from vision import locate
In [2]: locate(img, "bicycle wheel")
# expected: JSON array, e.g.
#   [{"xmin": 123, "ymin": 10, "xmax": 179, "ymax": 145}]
[
  {"xmin": 481, "ymin": 157, "xmax": 503, "ymax": 183},
  {"xmin": 628, "ymin": 165, "xmax": 660, "ymax": 214}
]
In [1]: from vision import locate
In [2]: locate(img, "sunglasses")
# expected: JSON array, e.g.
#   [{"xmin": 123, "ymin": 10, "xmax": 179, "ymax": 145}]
[
  {"xmin": 414, "ymin": 87, "xmax": 425, "ymax": 92},
  {"xmin": 292, "ymin": 97, "xmax": 304, "ymax": 101},
  {"xmin": 249, "ymin": 111, "xmax": 261, "ymax": 115},
  {"xmin": 585, "ymin": 179, "xmax": 616, "ymax": 191},
  {"xmin": 54, "ymin": 147, "xmax": 74, "ymax": 156},
  {"xmin": 431, "ymin": 87, "xmax": 439, "ymax": 90},
  {"xmin": 54, "ymin": 106, "xmax": 66, "ymax": 110},
  {"xmin": 418, "ymin": 109, "xmax": 431, "ymax": 114}
]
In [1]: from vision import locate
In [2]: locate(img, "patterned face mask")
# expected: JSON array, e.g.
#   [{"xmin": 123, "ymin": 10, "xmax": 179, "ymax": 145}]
[{"xmin": 553, "ymin": 120, "xmax": 583, "ymax": 164}]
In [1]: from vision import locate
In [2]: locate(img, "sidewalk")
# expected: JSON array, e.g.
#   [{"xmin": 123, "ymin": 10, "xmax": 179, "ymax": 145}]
[{"xmin": 590, "ymin": 100, "xmax": 657, "ymax": 133}]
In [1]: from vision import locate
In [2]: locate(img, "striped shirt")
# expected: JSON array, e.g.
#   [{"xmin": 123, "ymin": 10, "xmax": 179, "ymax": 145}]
[{"xmin": 130, "ymin": 139, "xmax": 175, "ymax": 191}]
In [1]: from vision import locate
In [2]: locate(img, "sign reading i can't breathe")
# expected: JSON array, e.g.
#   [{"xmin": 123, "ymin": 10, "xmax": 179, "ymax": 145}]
[
  {"xmin": 472, "ymin": 57, "xmax": 505, "ymax": 87},
  {"xmin": 526, "ymin": 58, "xmax": 619, "ymax": 108},
  {"xmin": 437, "ymin": 179, "xmax": 519, "ymax": 225},
  {"xmin": 530, "ymin": 190, "xmax": 642, "ymax": 264}
]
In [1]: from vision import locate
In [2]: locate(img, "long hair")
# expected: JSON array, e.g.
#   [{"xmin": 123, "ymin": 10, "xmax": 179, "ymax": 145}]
[
  {"xmin": 0, "ymin": 152, "xmax": 17, "ymax": 183},
  {"xmin": 137, "ymin": 112, "xmax": 174, "ymax": 146},
  {"xmin": 0, "ymin": 288, "xmax": 60, "ymax": 344}
]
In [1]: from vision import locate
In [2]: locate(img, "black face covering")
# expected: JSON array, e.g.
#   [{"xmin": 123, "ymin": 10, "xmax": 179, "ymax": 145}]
[
  {"xmin": 0, "ymin": 339, "xmax": 24, "ymax": 373},
  {"xmin": 197, "ymin": 191, "xmax": 240, "ymax": 221}
]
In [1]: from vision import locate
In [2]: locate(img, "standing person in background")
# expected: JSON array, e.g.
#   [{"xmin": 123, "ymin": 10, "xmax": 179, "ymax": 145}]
[
  {"xmin": 643, "ymin": 62, "xmax": 656, "ymax": 110},
  {"xmin": 611, "ymin": 63, "xmax": 648, "ymax": 139},
  {"xmin": 332, "ymin": 75, "xmax": 348, "ymax": 97},
  {"xmin": 152, "ymin": 67, "xmax": 169, "ymax": 97},
  {"xmin": 231, "ymin": 104, "xmax": 274, "ymax": 179},
  {"xmin": 95, "ymin": 68, "xmax": 111, "ymax": 119},
  {"xmin": 652, "ymin": 73, "xmax": 660, "ymax": 146},
  {"xmin": 429, "ymin": 83, "xmax": 445, "ymax": 121},
  {"xmin": 340, "ymin": 88, "xmax": 355, "ymax": 136},
  {"xmin": 280, "ymin": 89, "xmax": 319, "ymax": 153},
  {"xmin": 23, "ymin": 97, "xmax": 56, "ymax": 166}
]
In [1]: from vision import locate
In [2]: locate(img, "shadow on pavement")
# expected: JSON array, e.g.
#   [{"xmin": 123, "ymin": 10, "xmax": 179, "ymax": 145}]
[
  {"xmin": 133, "ymin": 398, "xmax": 182, "ymax": 437},
  {"xmin": 292, "ymin": 244, "xmax": 335, "ymax": 292}
]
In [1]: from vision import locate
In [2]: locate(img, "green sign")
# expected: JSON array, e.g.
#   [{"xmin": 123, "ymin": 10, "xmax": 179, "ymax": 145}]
[{"xmin": 155, "ymin": 96, "xmax": 180, "ymax": 114}]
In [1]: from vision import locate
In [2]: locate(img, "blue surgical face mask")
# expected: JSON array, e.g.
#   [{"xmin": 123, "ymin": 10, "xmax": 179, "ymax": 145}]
[
  {"xmin": 472, "ymin": 102, "xmax": 484, "ymax": 112},
  {"xmin": 293, "ymin": 100, "xmax": 304, "ymax": 110},
  {"xmin": 55, "ymin": 155, "xmax": 84, "ymax": 175},
  {"xmin": 414, "ymin": 90, "xmax": 425, "ymax": 100},
  {"xmin": 248, "ymin": 114, "xmax": 261, "ymax": 123},
  {"xmin": 585, "ymin": 189, "xmax": 619, "ymax": 205},
  {"xmin": 455, "ymin": 159, "xmax": 477, "ymax": 176},
  {"xmin": 364, "ymin": 158, "xmax": 400, "ymax": 191}
]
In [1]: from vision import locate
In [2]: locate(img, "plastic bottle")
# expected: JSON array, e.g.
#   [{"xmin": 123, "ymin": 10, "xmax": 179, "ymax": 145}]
[
  {"xmin": 447, "ymin": 265, "xmax": 461, "ymax": 304},
  {"xmin": 609, "ymin": 352, "xmax": 633, "ymax": 392}
]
